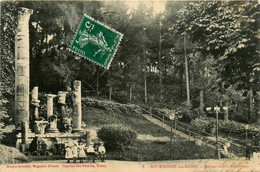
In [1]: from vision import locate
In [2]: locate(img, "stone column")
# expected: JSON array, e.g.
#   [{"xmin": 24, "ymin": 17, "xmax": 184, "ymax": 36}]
[
  {"xmin": 31, "ymin": 87, "xmax": 40, "ymax": 119},
  {"xmin": 15, "ymin": 8, "xmax": 33, "ymax": 130},
  {"xmin": 46, "ymin": 94, "xmax": 56, "ymax": 120},
  {"xmin": 46, "ymin": 94, "xmax": 59, "ymax": 133},
  {"xmin": 72, "ymin": 81, "xmax": 83, "ymax": 133},
  {"xmin": 58, "ymin": 91, "xmax": 72, "ymax": 132},
  {"xmin": 58, "ymin": 91, "xmax": 67, "ymax": 118}
]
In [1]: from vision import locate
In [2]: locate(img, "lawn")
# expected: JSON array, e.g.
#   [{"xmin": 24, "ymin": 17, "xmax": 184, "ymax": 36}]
[
  {"xmin": 106, "ymin": 140, "xmax": 215, "ymax": 161},
  {"xmin": 82, "ymin": 106, "xmax": 173, "ymax": 137},
  {"xmin": 82, "ymin": 100, "xmax": 216, "ymax": 161}
]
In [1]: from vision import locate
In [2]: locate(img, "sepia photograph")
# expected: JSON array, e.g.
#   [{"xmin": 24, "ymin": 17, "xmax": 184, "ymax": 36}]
[{"xmin": 0, "ymin": 0, "xmax": 259, "ymax": 171}]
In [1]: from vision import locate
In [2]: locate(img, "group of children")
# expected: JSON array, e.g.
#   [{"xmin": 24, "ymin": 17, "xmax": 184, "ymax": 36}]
[{"xmin": 65, "ymin": 139, "xmax": 106, "ymax": 163}]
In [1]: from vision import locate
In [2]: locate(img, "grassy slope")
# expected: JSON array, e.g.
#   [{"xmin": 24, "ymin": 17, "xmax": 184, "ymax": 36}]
[
  {"xmin": 82, "ymin": 99, "xmax": 215, "ymax": 160},
  {"xmin": 83, "ymin": 107, "xmax": 172, "ymax": 137}
]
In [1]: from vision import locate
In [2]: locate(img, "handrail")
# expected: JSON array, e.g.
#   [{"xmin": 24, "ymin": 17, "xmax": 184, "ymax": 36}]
[
  {"xmin": 141, "ymin": 106, "xmax": 245, "ymax": 155},
  {"xmin": 149, "ymin": 112, "xmax": 215, "ymax": 142}
]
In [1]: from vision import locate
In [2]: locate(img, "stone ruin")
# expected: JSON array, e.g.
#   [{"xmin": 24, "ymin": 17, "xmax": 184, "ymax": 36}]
[{"xmin": 14, "ymin": 8, "xmax": 88, "ymax": 155}]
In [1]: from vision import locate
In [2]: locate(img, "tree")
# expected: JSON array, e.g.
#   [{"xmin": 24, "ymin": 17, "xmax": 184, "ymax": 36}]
[
  {"xmin": 1, "ymin": 1, "xmax": 19, "ymax": 126},
  {"xmin": 172, "ymin": 1, "xmax": 260, "ymax": 122},
  {"xmin": 174, "ymin": 1, "xmax": 259, "ymax": 90}
]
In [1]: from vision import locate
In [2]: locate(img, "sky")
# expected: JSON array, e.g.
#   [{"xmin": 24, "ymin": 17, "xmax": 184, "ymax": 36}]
[{"xmin": 125, "ymin": 0, "xmax": 167, "ymax": 14}]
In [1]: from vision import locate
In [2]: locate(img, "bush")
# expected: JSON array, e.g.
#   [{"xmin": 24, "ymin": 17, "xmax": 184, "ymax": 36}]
[
  {"xmin": 191, "ymin": 116, "xmax": 260, "ymax": 138},
  {"xmin": 97, "ymin": 125, "xmax": 137, "ymax": 152},
  {"xmin": 190, "ymin": 117, "xmax": 215, "ymax": 134},
  {"xmin": 83, "ymin": 97, "xmax": 142, "ymax": 116},
  {"xmin": 1, "ymin": 128, "xmax": 17, "ymax": 146}
]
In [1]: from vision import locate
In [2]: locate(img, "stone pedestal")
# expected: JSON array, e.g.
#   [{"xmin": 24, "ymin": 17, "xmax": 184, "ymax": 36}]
[
  {"xmin": 15, "ymin": 8, "xmax": 33, "ymax": 131},
  {"xmin": 21, "ymin": 121, "xmax": 29, "ymax": 152},
  {"xmin": 46, "ymin": 115, "xmax": 59, "ymax": 133},
  {"xmin": 31, "ymin": 87, "xmax": 40, "ymax": 119},
  {"xmin": 72, "ymin": 81, "xmax": 83, "ymax": 133},
  {"xmin": 34, "ymin": 121, "xmax": 48, "ymax": 134},
  {"xmin": 63, "ymin": 117, "xmax": 72, "ymax": 133}
]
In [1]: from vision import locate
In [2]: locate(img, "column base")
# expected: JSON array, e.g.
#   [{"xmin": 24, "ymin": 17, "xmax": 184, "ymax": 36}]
[
  {"xmin": 16, "ymin": 128, "xmax": 32, "ymax": 133},
  {"xmin": 46, "ymin": 128, "xmax": 59, "ymax": 133},
  {"xmin": 72, "ymin": 128, "xmax": 84, "ymax": 133}
]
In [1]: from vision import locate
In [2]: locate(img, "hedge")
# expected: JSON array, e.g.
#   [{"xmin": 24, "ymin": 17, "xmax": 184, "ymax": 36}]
[
  {"xmin": 97, "ymin": 124, "xmax": 137, "ymax": 152},
  {"xmin": 191, "ymin": 116, "xmax": 260, "ymax": 138}
]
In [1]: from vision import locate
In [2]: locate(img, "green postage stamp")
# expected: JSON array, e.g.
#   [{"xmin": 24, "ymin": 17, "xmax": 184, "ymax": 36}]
[{"xmin": 69, "ymin": 14, "xmax": 123, "ymax": 69}]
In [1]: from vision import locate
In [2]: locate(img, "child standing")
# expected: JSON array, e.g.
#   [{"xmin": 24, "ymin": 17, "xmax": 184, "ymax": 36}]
[
  {"xmin": 98, "ymin": 141, "xmax": 106, "ymax": 162},
  {"xmin": 65, "ymin": 146, "xmax": 73, "ymax": 163},
  {"xmin": 87, "ymin": 142, "xmax": 96, "ymax": 163},
  {"xmin": 78, "ymin": 140, "xmax": 86, "ymax": 163},
  {"xmin": 72, "ymin": 139, "xmax": 78, "ymax": 163}
]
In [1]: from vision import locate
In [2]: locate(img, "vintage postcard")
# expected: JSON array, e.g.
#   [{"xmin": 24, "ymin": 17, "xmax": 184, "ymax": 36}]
[{"xmin": 0, "ymin": 0, "xmax": 259, "ymax": 171}]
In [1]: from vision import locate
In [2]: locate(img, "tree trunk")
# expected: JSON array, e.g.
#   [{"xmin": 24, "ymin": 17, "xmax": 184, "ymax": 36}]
[
  {"xmin": 143, "ymin": 27, "xmax": 147, "ymax": 104},
  {"xmin": 144, "ymin": 73, "xmax": 147, "ymax": 104},
  {"xmin": 256, "ymin": 92, "xmax": 260, "ymax": 123},
  {"xmin": 184, "ymin": 36, "xmax": 191, "ymax": 110},
  {"xmin": 180, "ymin": 70, "xmax": 183, "ymax": 98},
  {"xmin": 200, "ymin": 90, "xmax": 204, "ymax": 113},
  {"xmin": 129, "ymin": 83, "xmax": 132, "ymax": 103},
  {"xmin": 249, "ymin": 88, "xmax": 253, "ymax": 123},
  {"xmin": 164, "ymin": 55, "xmax": 167, "ymax": 79},
  {"xmin": 159, "ymin": 22, "xmax": 162, "ymax": 88}
]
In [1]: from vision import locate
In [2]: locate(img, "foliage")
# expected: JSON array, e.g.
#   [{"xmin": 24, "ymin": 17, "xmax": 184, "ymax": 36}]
[
  {"xmin": 172, "ymin": 1, "xmax": 259, "ymax": 91},
  {"xmin": 1, "ymin": 0, "xmax": 259, "ymax": 129},
  {"xmin": 166, "ymin": 1, "xmax": 260, "ymax": 122},
  {"xmin": 107, "ymin": 140, "xmax": 215, "ymax": 161},
  {"xmin": 1, "ymin": 1, "xmax": 19, "ymax": 128},
  {"xmin": 1, "ymin": 1, "xmax": 18, "ymax": 96},
  {"xmin": 83, "ymin": 97, "xmax": 142, "ymax": 116},
  {"xmin": 1, "ymin": 128, "xmax": 17, "ymax": 147},
  {"xmin": 190, "ymin": 117, "xmax": 215, "ymax": 134},
  {"xmin": 191, "ymin": 116, "xmax": 260, "ymax": 138},
  {"xmin": 0, "ymin": 98, "xmax": 10, "ymax": 140},
  {"xmin": 97, "ymin": 124, "xmax": 137, "ymax": 152}
]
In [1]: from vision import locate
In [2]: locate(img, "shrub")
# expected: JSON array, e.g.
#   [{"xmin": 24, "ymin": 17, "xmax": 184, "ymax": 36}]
[
  {"xmin": 191, "ymin": 116, "xmax": 260, "ymax": 138},
  {"xmin": 1, "ymin": 128, "xmax": 17, "ymax": 146},
  {"xmin": 190, "ymin": 117, "xmax": 215, "ymax": 134},
  {"xmin": 83, "ymin": 97, "xmax": 142, "ymax": 116},
  {"xmin": 97, "ymin": 125, "xmax": 137, "ymax": 152},
  {"xmin": 0, "ymin": 98, "xmax": 11, "ymax": 141}
]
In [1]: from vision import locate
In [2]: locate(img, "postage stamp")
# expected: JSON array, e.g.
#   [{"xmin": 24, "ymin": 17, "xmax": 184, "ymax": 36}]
[{"xmin": 69, "ymin": 14, "xmax": 123, "ymax": 69}]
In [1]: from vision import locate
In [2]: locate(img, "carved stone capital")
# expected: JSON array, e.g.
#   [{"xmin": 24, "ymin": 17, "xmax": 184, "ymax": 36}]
[{"xmin": 58, "ymin": 91, "xmax": 67, "ymax": 105}]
